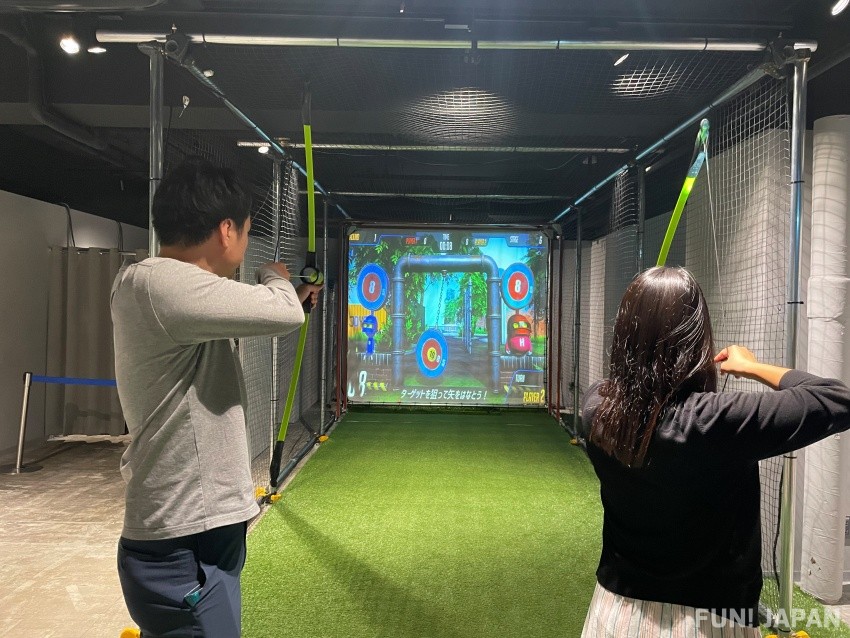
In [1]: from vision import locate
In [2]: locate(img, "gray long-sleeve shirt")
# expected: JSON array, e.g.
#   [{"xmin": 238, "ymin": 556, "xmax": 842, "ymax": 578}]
[{"xmin": 110, "ymin": 257, "xmax": 304, "ymax": 540}]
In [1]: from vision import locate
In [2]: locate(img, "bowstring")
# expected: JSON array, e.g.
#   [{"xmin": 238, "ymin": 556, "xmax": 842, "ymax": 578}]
[{"xmin": 702, "ymin": 136, "xmax": 730, "ymax": 392}]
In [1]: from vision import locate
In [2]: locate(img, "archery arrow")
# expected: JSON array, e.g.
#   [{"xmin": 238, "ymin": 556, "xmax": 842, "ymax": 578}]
[
  {"xmin": 656, "ymin": 118, "xmax": 710, "ymax": 266},
  {"xmin": 269, "ymin": 85, "xmax": 322, "ymax": 488}
]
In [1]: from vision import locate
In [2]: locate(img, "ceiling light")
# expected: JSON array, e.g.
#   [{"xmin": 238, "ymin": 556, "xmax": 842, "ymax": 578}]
[
  {"xmin": 60, "ymin": 36, "xmax": 80, "ymax": 54},
  {"xmin": 399, "ymin": 2, "xmax": 405, "ymax": 13},
  {"xmin": 257, "ymin": 145, "xmax": 270, "ymax": 154},
  {"xmin": 398, "ymin": 88, "xmax": 517, "ymax": 144},
  {"xmin": 613, "ymin": 63, "xmax": 682, "ymax": 99},
  {"xmin": 87, "ymin": 45, "xmax": 107, "ymax": 54},
  {"xmin": 832, "ymin": 0, "xmax": 849, "ymax": 15},
  {"xmin": 614, "ymin": 52, "xmax": 630, "ymax": 66}
]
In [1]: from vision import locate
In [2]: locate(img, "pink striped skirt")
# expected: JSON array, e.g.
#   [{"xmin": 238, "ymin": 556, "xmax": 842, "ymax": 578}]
[{"xmin": 581, "ymin": 583, "xmax": 762, "ymax": 638}]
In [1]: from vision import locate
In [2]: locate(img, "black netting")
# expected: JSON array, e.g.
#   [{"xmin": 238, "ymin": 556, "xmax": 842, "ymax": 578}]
[{"xmin": 161, "ymin": 44, "xmax": 767, "ymax": 224}]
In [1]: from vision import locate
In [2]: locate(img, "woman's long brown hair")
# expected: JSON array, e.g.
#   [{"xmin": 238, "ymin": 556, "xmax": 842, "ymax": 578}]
[{"xmin": 590, "ymin": 267, "xmax": 717, "ymax": 467}]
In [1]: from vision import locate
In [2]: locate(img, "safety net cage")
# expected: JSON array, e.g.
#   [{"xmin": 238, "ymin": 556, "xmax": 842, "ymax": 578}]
[
  {"xmin": 552, "ymin": 74, "xmax": 796, "ymax": 627},
  {"xmin": 114, "ymin": 34, "xmax": 803, "ymax": 627}
]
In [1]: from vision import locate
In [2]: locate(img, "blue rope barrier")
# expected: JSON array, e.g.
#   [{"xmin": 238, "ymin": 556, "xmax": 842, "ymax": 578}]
[{"xmin": 31, "ymin": 375, "xmax": 116, "ymax": 387}]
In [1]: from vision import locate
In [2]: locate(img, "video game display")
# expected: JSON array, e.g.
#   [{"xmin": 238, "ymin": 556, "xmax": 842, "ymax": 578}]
[{"xmin": 347, "ymin": 228, "xmax": 548, "ymax": 406}]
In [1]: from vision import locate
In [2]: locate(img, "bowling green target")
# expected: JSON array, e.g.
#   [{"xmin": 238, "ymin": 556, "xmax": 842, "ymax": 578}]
[
  {"xmin": 501, "ymin": 263, "xmax": 534, "ymax": 310},
  {"xmin": 416, "ymin": 328, "xmax": 448, "ymax": 378},
  {"xmin": 356, "ymin": 263, "xmax": 389, "ymax": 312}
]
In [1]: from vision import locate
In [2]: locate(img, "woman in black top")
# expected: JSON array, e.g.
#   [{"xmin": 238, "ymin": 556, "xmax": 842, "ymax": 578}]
[{"xmin": 580, "ymin": 266, "xmax": 850, "ymax": 637}]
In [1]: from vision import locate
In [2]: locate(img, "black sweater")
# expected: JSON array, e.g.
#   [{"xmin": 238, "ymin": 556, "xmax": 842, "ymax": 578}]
[{"xmin": 581, "ymin": 370, "xmax": 850, "ymax": 626}]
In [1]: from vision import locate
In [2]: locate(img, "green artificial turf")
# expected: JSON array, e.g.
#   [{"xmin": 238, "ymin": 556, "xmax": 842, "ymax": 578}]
[
  {"xmin": 242, "ymin": 410, "xmax": 602, "ymax": 638},
  {"xmin": 243, "ymin": 408, "xmax": 850, "ymax": 638},
  {"xmin": 759, "ymin": 581, "xmax": 850, "ymax": 637}
]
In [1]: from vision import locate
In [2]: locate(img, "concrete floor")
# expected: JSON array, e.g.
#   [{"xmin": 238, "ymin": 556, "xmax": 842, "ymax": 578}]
[
  {"xmin": 0, "ymin": 433, "xmax": 316, "ymax": 638},
  {"xmin": 0, "ymin": 439, "xmax": 136, "ymax": 638},
  {"xmin": 826, "ymin": 587, "xmax": 850, "ymax": 626}
]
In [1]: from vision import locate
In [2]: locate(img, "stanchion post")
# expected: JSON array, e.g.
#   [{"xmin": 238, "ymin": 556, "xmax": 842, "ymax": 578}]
[{"xmin": 2, "ymin": 372, "xmax": 43, "ymax": 475}]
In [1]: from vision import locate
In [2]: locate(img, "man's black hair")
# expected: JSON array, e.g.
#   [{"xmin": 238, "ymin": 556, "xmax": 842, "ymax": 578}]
[{"xmin": 152, "ymin": 157, "xmax": 253, "ymax": 247}]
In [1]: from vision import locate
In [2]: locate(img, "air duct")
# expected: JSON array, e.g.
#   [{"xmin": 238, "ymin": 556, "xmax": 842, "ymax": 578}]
[{"xmin": 0, "ymin": 19, "xmax": 140, "ymax": 170}]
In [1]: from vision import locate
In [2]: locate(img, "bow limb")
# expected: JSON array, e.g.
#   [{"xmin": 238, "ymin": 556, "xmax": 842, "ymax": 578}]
[
  {"xmin": 270, "ymin": 86, "xmax": 318, "ymax": 488},
  {"xmin": 656, "ymin": 119, "xmax": 710, "ymax": 267}
]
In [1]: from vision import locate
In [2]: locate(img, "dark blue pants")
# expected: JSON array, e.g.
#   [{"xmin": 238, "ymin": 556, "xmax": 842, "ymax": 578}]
[{"xmin": 117, "ymin": 522, "xmax": 247, "ymax": 638}]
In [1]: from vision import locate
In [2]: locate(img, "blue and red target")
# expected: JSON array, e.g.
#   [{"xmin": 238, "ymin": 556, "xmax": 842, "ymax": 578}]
[
  {"xmin": 416, "ymin": 328, "xmax": 448, "ymax": 378},
  {"xmin": 501, "ymin": 263, "xmax": 534, "ymax": 310},
  {"xmin": 356, "ymin": 264, "xmax": 389, "ymax": 312}
]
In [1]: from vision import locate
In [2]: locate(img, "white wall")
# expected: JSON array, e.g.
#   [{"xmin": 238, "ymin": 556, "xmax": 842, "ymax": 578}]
[
  {"xmin": 801, "ymin": 116, "xmax": 850, "ymax": 593},
  {"xmin": 0, "ymin": 190, "xmax": 147, "ymax": 456}
]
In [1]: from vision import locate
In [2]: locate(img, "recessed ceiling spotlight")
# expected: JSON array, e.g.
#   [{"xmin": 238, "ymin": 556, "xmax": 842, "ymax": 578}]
[
  {"xmin": 60, "ymin": 36, "xmax": 80, "ymax": 54},
  {"xmin": 87, "ymin": 45, "xmax": 107, "ymax": 54},
  {"xmin": 203, "ymin": 69, "xmax": 215, "ymax": 77},
  {"xmin": 258, "ymin": 145, "xmax": 270, "ymax": 154},
  {"xmin": 614, "ymin": 52, "xmax": 630, "ymax": 66},
  {"xmin": 832, "ymin": 0, "xmax": 849, "ymax": 15}
]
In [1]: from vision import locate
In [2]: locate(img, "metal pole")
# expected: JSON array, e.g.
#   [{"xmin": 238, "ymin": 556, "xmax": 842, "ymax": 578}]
[
  {"xmin": 288, "ymin": 144, "xmax": 629, "ymax": 154},
  {"xmin": 778, "ymin": 51, "xmax": 809, "ymax": 635},
  {"xmin": 336, "ymin": 226, "xmax": 347, "ymax": 417},
  {"xmin": 637, "ymin": 166, "xmax": 646, "ymax": 272},
  {"xmin": 100, "ymin": 31, "xmax": 817, "ymax": 53},
  {"xmin": 164, "ymin": 47, "xmax": 350, "ymax": 220},
  {"xmin": 555, "ymin": 235, "xmax": 565, "ymax": 419},
  {"xmin": 139, "ymin": 42, "xmax": 163, "ymax": 257},
  {"xmin": 270, "ymin": 159, "xmax": 282, "ymax": 472},
  {"xmin": 15, "ymin": 372, "xmax": 31, "ymax": 472},
  {"xmin": 547, "ymin": 243, "xmax": 555, "ymax": 416},
  {"xmin": 320, "ymin": 198, "xmax": 329, "ymax": 436},
  {"xmin": 572, "ymin": 210, "xmax": 583, "ymax": 436},
  {"xmin": 2, "ymin": 372, "xmax": 42, "ymax": 475}
]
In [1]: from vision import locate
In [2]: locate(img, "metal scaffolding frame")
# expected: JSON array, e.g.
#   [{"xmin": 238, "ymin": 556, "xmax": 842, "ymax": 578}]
[{"xmin": 552, "ymin": 43, "xmax": 813, "ymax": 634}]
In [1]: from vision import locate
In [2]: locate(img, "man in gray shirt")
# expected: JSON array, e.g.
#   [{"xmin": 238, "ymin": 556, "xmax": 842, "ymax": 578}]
[{"xmin": 111, "ymin": 157, "xmax": 319, "ymax": 637}]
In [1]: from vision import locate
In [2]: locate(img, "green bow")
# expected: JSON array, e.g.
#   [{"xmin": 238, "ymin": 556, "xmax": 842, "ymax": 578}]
[
  {"xmin": 270, "ymin": 86, "xmax": 319, "ymax": 488},
  {"xmin": 656, "ymin": 119, "xmax": 710, "ymax": 266}
]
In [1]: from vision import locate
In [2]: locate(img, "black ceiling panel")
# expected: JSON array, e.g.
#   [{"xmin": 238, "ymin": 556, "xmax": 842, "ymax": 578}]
[{"xmin": 0, "ymin": 0, "xmax": 845, "ymax": 230}]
